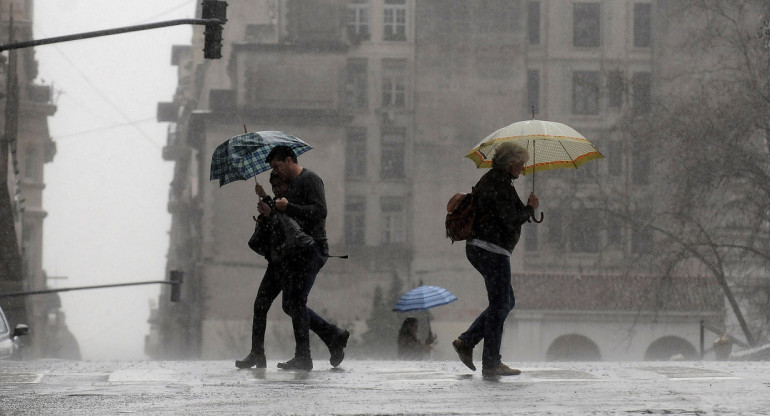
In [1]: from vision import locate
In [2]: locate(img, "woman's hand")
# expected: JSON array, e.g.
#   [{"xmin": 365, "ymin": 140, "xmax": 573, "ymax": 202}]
[
  {"xmin": 257, "ymin": 200, "xmax": 271, "ymax": 216},
  {"xmin": 528, "ymin": 192, "xmax": 540, "ymax": 210}
]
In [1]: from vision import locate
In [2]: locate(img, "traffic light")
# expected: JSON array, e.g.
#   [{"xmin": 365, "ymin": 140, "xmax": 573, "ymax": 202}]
[
  {"xmin": 169, "ymin": 270, "xmax": 184, "ymax": 302},
  {"xmin": 202, "ymin": 0, "xmax": 228, "ymax": 59}
]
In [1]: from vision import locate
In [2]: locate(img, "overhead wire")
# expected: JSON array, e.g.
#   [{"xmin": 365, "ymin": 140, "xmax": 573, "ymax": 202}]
[
  {"xmin": 52, "ymin": 117, "xmax": 157, "ymax": 140},
  {"xmin": 35, "ymin": 0, "xmax": 197, "ymax": 148},
  {"xmin": 137, "ymin": 0, "xmax": 197, "ymax": 23}
]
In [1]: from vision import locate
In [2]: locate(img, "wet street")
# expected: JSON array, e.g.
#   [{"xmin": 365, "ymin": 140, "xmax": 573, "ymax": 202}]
[{"xmin": 1, "ymin": 359, "xmax": 769, "ymax": 415}]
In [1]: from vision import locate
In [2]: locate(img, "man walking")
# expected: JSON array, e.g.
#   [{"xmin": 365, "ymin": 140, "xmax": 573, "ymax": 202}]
[{"xmin": 263, "ymin": 145, "xmax": 349, "ymax": 371}]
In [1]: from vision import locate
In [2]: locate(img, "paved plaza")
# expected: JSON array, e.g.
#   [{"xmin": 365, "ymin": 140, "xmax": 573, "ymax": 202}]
[{"xmin": 2, "ymin": 359, "xmax": 769, "ymax": 415}]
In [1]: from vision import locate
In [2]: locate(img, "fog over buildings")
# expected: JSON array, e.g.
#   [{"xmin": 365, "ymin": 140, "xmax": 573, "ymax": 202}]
[{"xmin": 1, "ymin": 1, "xmax": 768, "ymax": 361}]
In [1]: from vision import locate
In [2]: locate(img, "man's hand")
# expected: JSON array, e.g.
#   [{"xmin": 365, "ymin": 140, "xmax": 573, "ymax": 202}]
[
  {"xmin": 528, "ymin": 192, "xmax": 540, "ymax": 210},
  {"xmin": 274, "ymin": 197, "xmax": 289, "ymax": 211},
  {"xmin": 255, "ymin": 182, "xmax": 267, "ymax": 198},
  {"xmin": 257, "ymin": 200, "xmax": 271, "ymax": 216}
]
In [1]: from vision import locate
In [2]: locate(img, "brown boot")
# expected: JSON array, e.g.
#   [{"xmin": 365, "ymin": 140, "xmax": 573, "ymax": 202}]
[
  {"xmin": 482, "ymin": 363, "xmax": 521, "ymax": 376},
  {"xmin": 452, "ymin": 338, "xmax": 476, "ymax": 371}
]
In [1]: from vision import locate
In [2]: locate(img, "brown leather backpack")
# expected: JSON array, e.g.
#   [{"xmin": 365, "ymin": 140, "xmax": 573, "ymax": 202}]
[{"xmin": 445, "ymin": 190, "xmax": 475, "ymax": 243}]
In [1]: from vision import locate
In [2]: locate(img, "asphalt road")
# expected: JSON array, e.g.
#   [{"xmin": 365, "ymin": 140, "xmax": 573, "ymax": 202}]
[{"xmin": 2, "ymin": 359, "xmax": 769, "ymax": 415}]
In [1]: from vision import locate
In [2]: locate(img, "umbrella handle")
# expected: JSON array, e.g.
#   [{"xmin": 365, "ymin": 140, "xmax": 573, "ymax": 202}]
[{"xmin": 533, "ymin": 212, "xmax": 544, "ymax": 223}]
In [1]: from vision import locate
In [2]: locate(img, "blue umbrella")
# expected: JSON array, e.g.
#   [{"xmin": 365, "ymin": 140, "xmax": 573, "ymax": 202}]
[
  {"xmin": 393, "ymin": 286, "xmax": 457, "ymax": 312},
  {"xmin": 210, "ymin": 131, "xmax": 313, "ymax": 186},
  {"xmin": 393, "ymin": 285, "xmax": 457, "ymax": 336}
]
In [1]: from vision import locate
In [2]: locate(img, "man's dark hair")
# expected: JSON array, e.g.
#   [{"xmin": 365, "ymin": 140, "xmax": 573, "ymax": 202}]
[{"xmin": 266, "ymin": 145, "xmax": 297, "ymax": 164}]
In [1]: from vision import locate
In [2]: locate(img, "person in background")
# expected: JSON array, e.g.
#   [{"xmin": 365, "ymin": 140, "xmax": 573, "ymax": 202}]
[
  {"xmin": 397, "ymin": 317, "xmax": 436, "ymax": 360},
  {"xmin": 451, "ymin": 142, "xmax": 539, "ymax": 377}
]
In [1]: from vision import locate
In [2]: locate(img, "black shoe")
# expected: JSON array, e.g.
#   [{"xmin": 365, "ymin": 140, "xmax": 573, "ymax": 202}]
[
  {"xmin": 452, "ymin": 338, "xmax": 476, "ymax": 371},
  {"xmin": 277, "ymin": 356, "xmax": 313, "ymax": 371},
  {"xmin": 235, "ymin": 351, "xmax": 266, "ymax": 369},
  {"xmin": 329, "ymin": 330, "xmax": 350, "ymax": 367}
]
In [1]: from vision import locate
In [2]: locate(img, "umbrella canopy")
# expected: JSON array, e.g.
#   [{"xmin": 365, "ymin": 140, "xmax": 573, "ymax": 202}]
[
  {"xmin": 466, "ymin": 119, "xmax": 604, "ymax": 223},
  {"xmin": 466, "ymin": 119, "xmax": 603, "ymax": 175},
  {"xmin": 393, "ymin": 286, "xmax": 458, "ymax": 312},
  {"xmin": 210, "ymin": 131, "xmax": 313, "ymax": 186}
]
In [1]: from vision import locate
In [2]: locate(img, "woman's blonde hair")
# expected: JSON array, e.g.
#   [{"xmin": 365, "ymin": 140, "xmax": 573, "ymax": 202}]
[{"xmin": 491, "ymin": 142, "xmax": 529, "ymax": 171}]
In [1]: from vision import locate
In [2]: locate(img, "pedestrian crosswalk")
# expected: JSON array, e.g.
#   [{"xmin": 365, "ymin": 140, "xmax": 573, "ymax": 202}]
[
  {"xmin": 0, "ymin": 361, "xmax": 766, "ymax": 415},
  {"xmin": 0, "ymin": 362, "xmax": 744, "ymax": 385}
]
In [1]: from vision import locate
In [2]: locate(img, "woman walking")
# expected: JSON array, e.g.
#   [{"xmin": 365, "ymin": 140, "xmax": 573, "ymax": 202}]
[{"xmin": 451, "ymin": 142, "xmax": 539, "ymax": 376}]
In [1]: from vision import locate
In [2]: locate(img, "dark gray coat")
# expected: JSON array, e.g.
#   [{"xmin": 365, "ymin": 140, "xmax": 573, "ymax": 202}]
[{"xmin": 472, "ymin": 168, "xmax": 534, "ymax": 252}]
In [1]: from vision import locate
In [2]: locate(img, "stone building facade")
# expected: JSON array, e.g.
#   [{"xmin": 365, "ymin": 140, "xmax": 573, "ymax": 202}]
[
  {"xmin": 0, "ymin": 0, "xmax": 75, "ymax": 359},
  {"xmin": 148, "ymin": 0, "xmax": 727, "ymax": 362}
]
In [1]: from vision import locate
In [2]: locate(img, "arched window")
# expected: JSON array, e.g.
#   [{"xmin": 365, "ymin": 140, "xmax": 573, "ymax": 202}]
[
  {"xmin": 644, "ymin": 336, "xmax": 697, "ymax": 360},
  {"xmin": 546, "ymin": 334, "xmax": 601, "ymax": 361}
]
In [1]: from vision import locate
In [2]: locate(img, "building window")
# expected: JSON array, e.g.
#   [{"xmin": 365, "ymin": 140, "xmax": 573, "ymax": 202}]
[
  {"xmin": 22, "ymin": 222, "xmax": 34, "ymax": 244},
  {"xmin": 345, "ymin": 127, "xmax": 367, "ymax": 180},
  {"xmin": 631, "ymin": 225, "xmax": 652, "ymax": 253},
  {"xmin": 347, "ymin": 0, "xmax": 371, "ymax": 41},
  {"xmin": 607, "ymin": 70, "xmax": 624, "ymax": 108},
  {"xmin": 631, "ymin": 140, "xmax": 650, "ymax": 185},
  {"xmin": 570, "ymin": 210, "xmax": 599, "ymax": 253},
  {"xmin": 633, "ymin": 3, "xmax": 651, "ymax": 48},
  {"xmin": 382, "ymin": 59, "xmax": 407, "ymax": 108},
  {"xmin": 383, "ymin": 0, "xmax": 407, "ymax": 41},
  {"xmin": 527, "ymin": 69, "xmax": 540, "ymax": 114},
  {"xmin": 632, "ymin": 72, "xmax": 651, "ymax": 115},
  {"xmin": 527, "ymin": 1, "xmax": 540, "ymax": 45},
  {"xmin": 524, "ymin": 221, "xmax": 538, "ymax": 252},
  {"xmin": 381, "ymin": 128, "xmax": 405, "ymax": 180},
  {"xmin": 606, "ymin": 217, "xmax": 622, "ymax": 247},
  {"xmin": 573, "ymin": 71, "xmax": 600, "ymax": 115},
  {"xmin": 380, "ymin": 196, "xmax": 405, "ymax": 244},
  {"xmin": 245, "ymin": 24, "xmax": 275, "ymax": 42},
  {"xmin": 607, "ymin": 140, "xmax": 622, "ymax": 176},
  {"xmin": 574, "ymin": 151, "xmax": 598, "ymax": 183},
  {"xmin": 573, "ymin": 3, "xmax": 600, "ymax": 47},
  {"xmin": 548, "ymin": 209, "xmax": 563, "ymax": 248},
  {"xmin": 24, "ymin": 146, "xmax": 37, "ymax": 180},
  {"xmin": 346, "ymin": 58, "xmax": 368, "ymax": 110},
  {"xmin": 345, "ymin": 196, "xmax": 366, "ymax": 245}
]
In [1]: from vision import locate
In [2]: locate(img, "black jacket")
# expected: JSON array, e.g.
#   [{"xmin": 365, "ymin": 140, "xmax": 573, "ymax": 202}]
[
  {"xmin": 471, "ymin": 168, "xmax": 534, "ymax": 252},
  {"xmin": 284, "ymin": 168, "xmax": 329, "ymax": 254}
]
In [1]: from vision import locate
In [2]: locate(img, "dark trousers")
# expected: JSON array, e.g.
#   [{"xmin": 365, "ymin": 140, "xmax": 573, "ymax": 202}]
[
  {"xmin": 279, "ymin": 245, "xmax": 339, "ymax": 359},
  {"xmin": 249, "ymin": 257, "xmax": 338, "ymax": 356},
  {"xmin": 460, "ymin": 244, "xmax": 516, "ymax": 368},
  {"xmin": 250, "ymin": 263, "xmax": 281, "ymax": 354}
]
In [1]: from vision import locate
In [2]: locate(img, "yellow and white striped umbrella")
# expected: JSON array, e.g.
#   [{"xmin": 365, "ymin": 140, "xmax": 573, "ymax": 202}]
[{"xmin": 466, "ymin": 119, "xmax": 604, "ymax": 175}]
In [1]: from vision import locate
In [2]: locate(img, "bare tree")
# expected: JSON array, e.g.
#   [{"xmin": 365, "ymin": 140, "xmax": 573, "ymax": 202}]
[{"xmin": 595, "ymin": 0, "xmax": 770, "ymax": 346}]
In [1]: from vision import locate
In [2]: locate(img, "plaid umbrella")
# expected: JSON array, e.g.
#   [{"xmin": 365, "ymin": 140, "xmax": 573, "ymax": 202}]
[{"xmin": 210, "ymin": 131, "xmax": 313, "ymax": 186}]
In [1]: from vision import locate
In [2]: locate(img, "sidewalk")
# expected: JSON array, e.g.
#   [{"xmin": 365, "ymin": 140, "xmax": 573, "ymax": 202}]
[{"xmin": 2, "ymin": 359, "xmax": 770, "ymax": 415}]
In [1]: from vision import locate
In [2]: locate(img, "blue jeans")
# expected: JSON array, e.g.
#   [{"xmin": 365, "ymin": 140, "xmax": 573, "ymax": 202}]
[{"xmin": 460, "ymin": 244, "xmax": 516, "ymax": 368}]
